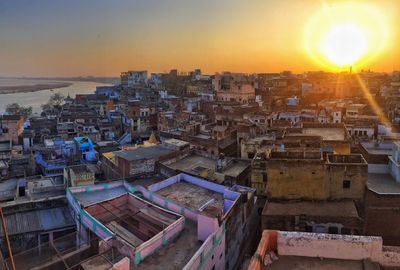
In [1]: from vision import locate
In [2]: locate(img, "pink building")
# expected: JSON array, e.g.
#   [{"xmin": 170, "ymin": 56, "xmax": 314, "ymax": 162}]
[{"xmin": 248, "ymin": 230, "xmax": 400, "ymax": 269}]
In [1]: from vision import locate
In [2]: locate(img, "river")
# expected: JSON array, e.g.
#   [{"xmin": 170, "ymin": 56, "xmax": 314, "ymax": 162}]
[{"xmin": 0, "ymin": 78, "xmax": 111, "ymax": 114}]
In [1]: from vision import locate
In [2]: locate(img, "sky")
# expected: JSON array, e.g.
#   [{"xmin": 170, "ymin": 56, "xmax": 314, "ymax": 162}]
[{"xmin": 0, "ymin": 0, "xmax": 399, "ymax": 77}]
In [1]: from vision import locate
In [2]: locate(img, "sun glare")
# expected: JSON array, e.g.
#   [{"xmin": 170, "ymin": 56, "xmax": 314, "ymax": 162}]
[
  {"xmin": 321, "ymin": 24, "xmax": 367, "ymax": 66},
  {"xmin": 304, "ymin": 2, "xmax": 390, "ymax": 71}
]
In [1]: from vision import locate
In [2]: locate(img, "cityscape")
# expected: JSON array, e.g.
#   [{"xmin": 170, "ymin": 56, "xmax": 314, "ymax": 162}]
[{"xmin": 0, "ymin": 1, "xmax": 400, "ymax": 270}]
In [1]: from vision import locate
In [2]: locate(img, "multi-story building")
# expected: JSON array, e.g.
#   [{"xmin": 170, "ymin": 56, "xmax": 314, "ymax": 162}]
[
  {"xmin": 214, "ymin": 73, "xmax": 255, "ymax": 104},
  {"xmin": 120, "ymin": 70, "xmax": 148, "ymax": 88},
  {"xmin": 0, "ymin": 115, "xmax": 24, "ymax": 144},
  {"xmin": 67, "ymin": 173, "xmax": 257, "ymax": 270}
]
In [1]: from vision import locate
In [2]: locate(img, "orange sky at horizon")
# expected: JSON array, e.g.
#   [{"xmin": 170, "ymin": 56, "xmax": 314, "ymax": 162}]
[{"xmin": 0, "ymin": 0, "xmax": 399, "ymax": 77}]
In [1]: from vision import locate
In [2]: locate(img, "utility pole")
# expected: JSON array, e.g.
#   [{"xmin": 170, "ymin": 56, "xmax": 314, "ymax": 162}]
[{"xmin": 0, "ymin": 207, "xmax": 16, "ymax": 270}]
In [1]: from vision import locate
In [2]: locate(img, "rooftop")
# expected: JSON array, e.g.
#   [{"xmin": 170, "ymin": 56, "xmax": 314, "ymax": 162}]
[
  {"xmin": 301, "ymin": 127, "xmax": 346, "ymax": 141},
  {"xmin": 155, "ymin": 181, "xmax": 224, "ymax": 213},
  {"xmin": 163, "ymin": 153, "xmax": 249, "ymax": 181},
  {"xmin": 68, "ymin": 181, "xmax": 203, "ymax": 268},
  {"xmin": 114, "ymin": 145, "xmax": 175, "ymax": 161},
  {"xmin": 360, "ymin": 141, "xmax": 394, "ymax": 156},
  {"xmin": 367, "ymin": 173, "xmax": 400, "ymax": 195},
  {"xmin": 0, "ymin": 205, "xmax": 74, "ymax": 237},
  {"xmin": 262, "ymin": 201, "xmax": 359, "ymax": 218},
  {"xmin": 148, "ymin": 173, "xmax": 241, "ymax": 218},
  {"xmin": 137, "ymin": 219, "xmax": 201, "ymax": 270}
]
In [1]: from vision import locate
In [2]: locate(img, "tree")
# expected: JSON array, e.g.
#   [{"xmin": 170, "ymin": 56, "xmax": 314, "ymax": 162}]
[
  {"xmin": 5, "ymin": 103, "xmax": 32, "ymax": 119},
  {"xmin": 48, "ymin": 93, "xmax": 65, "ymax": 107},
  {"xmin": 41, "ymin": 93, "xmax": 65, "ymax": 111}
]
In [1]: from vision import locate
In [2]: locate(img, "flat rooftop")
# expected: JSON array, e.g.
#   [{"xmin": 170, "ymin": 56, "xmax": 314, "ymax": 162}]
[
  {"xmin": 164, "ymin": 153, "xmax": 249, "ymax": 180},
  {"xmin": 367, "ymin": 173, "xmax": 400, "ymax": 195},
  {"xmin": 262, "ymin": 201, "xmax": 359, "ymax": 218},
  {"xmin": 155, "ymin": 181, "xmax": 224, "ymax": 212},
  {"xmin": 165, "ymin": 154, "xmax": 216, "ymax": 175},
  {"xmin": 114, "ymin": 145, "xmax": 175, "ymax": 161},
  {"xmin": 302, "ymin": 127, "xmax": 346, "ymax": 141},
  {"xmin": 360, "ymin": 141, "xmax": 393, "ymax": 156},
  {"xmin": 137, "ymin": 219, "xmax": 202, "ymax": 270},
  {"xmin": 223, "ymin": 160, "xmax": 249, "ymax": 178}
]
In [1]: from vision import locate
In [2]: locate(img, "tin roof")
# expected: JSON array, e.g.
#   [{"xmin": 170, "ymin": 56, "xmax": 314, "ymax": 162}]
[{"xmin": 0, "ymin": 206, "xmax": 74, "ymax": 237}]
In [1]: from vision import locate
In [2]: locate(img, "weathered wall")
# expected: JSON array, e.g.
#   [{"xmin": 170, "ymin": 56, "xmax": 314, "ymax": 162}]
[
  {"xmin": 277, "ymin": 231, "xmax": 400, "ymax": 268},
  {"xmin": 327, "ymin": 163, "xmax": 367, "ymax": 201},
  {"xmin": 267, "ymin": 159, "xmax": 327, "ymax": 200}
]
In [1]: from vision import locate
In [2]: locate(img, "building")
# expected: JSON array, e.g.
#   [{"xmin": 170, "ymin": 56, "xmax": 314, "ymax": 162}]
[
  {"xmin": 266, "ymin": 150, "xmax": 367, "ymax": 201},
  {"xmin": 262, "ymin": 201, "xmax": 361, "ymax": 235},
  {"xmin": 102, "ymin": 143, "xmax": 183, "ymax": 179},
  {"xmin": 160, "ymin": 151, "xmax": 251, "ymax": 186},
  {"xmin": 120, "ymin": 70, "xmax": 148, "ymax": 88},
  {"xmin": 247, "ymin": 230, "xmax": 400, "ymax": 269},
  {"xmin": 0, "ymin": 199, "xmax": 75, "ymax": 263},
  {"xmin": 389, "ymin": 141, "xmax": 400, "ymax": 182},
  {"xmin": 64, "ymin": 164, "xmax": 96, "ymax": 187},
  {"xmin": 67, "ymin": 173, "xmax": 257, "ymax": 270},
  {"xmin": 0, "ymin": 115, "xmax": 24, "ymax": 144},
  {"xmin": 365, "ymin": 173, "xmax": 400, "ymax": 246},
  {"xmin": 358, "ymin": 141, "xmax": 393, "ymax": 173},
  {"xmin": 214, "ymin": 73, "xmax": 255, "ymax": 104}
]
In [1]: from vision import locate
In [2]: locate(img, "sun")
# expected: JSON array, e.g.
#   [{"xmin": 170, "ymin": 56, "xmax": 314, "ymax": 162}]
[
  {"xmin": 321, "ymin": 24, "xmax": 367, "ymax": 67},
  {"xmin": 303, "ymin": 2, "xmax": 390, "ymax": 71}
]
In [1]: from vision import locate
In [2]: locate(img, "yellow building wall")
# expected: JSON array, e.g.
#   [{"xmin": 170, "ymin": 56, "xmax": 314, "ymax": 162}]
[{"xmin": 267, "ymin": 160, "xmax": 328, "ymax": 200}]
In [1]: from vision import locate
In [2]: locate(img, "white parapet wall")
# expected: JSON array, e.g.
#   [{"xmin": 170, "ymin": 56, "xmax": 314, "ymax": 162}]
[{"xmin": 277, "ymin": 231, "xmax": 400, "ymax": 267}]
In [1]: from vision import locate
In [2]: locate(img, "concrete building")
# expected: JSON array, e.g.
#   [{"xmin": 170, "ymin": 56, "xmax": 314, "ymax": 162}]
[
  {"xmin": 214, "ymin": 73, "xmax": 255, "ymax": 104},
  {"xmin": 358, "ymin": 141, "xmax": 393, "ymax": 173},
  {"xmin": 286, "ymin": 123, "xmax": 351, "ymax": 154},
  {"xmin": 262, "ymin": 201, "xmax": 361, "ymax": 235},
  {"xmin": 365, "ymin": 173, "xmax": 400, "ymax": 246},
  {"xmin": 64, "ymin": 164, "xmax": 96, "ymax": 187},
  {"xmin": 160, "ymin": 151, "xmax": 251, "ymax": 186},
  {"xmin": 67, "ymin": 173, "xmax": 256, "ymax": 270},
  {"xmin": 104, "ymin": 144, "xmax": 181, "ymax": 179},
  {"xmin": 247, "ymin": 230, "xmax": 400, "ymax": 269},
  {"xmin": 389, "ymin": 141, "xmax": 400, "ymax": 182},
  {"xmin": 266, "ymin": 150, "xmax": 367, "ymax": 201}
]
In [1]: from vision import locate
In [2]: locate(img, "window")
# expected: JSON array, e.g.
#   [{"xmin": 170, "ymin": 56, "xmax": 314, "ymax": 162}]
[
  {"xmin": 343, "ymin": 180, "xmax": 351, "ymax": 189},
  {"xmin": 328, "ymin": 226, "xmax": 339, "ymax": 234}
]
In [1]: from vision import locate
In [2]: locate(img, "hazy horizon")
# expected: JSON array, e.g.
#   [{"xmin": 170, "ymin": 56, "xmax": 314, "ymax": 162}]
[{"xmin": 1, "ymin": 0, "xmax": 399, "ymax": 77}]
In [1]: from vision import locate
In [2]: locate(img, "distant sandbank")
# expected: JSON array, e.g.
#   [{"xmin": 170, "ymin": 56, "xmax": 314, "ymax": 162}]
[{"xmin": 0, "ymin": 82, "xmax": 72, "ymax": 94}]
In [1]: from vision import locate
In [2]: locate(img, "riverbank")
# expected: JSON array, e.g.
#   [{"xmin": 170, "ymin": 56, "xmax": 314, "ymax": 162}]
[{"xmin": 0, "ymin": 82, "xmax": 73, "ymax": 94}]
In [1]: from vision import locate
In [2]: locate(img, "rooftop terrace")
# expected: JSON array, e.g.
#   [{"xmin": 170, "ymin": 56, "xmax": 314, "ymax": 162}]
[{"xmin": 148, "ymin": 173, "xmax": 241, "ymax": 218}]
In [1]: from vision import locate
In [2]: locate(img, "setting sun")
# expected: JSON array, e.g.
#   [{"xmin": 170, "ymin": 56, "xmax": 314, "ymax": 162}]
[
  {"xmin": 321, "ymin": 24, "xmax": 368, "ymax": 67},
  {"xmin": 304, "ymin": 2, "xmax": 392, "ymax": 71}
]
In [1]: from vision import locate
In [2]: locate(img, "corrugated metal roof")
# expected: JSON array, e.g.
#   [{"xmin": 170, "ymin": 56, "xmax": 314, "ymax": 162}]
[{"xmin": 0, "ymin": 206, "xmax": 74, "ymax": 237}]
